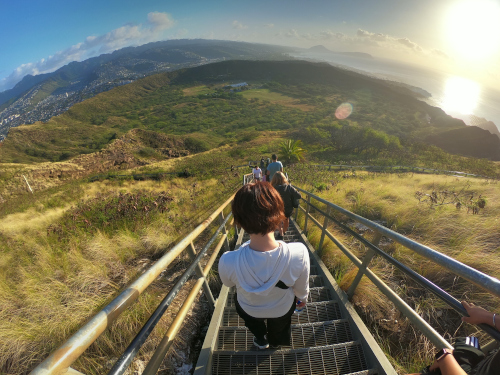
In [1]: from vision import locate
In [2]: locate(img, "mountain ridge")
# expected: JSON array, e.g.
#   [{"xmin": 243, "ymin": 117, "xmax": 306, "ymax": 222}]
[
  {"xmin": 2, "ymin": 59, "xmax": 498, "ymax": 163},
  {"xmin": 307, "ymin": 45, "xmax": 373, "ymax": 58},
  {"xmin": 0, "ymin": 39, "xmax": 295, "ymax": 138}
]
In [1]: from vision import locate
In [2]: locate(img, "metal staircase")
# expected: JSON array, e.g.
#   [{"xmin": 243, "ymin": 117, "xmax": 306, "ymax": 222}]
[{"xmin": 194, "ymin": 220, "xmax": 396, "ymax": 375}]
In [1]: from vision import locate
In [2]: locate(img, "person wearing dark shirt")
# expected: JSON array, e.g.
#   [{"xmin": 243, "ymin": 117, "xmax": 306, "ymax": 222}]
[{"xmin": 271, "ymin": 171, "xmax": 301, "ymax": 240}]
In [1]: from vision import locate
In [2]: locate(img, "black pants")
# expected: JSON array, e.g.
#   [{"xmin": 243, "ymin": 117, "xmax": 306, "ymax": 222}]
[{"xmin": 234, "ymin": 295, "xmax": 296, "ymax": 346}]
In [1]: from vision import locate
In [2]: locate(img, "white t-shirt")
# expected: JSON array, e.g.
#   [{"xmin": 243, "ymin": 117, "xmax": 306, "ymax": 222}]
[
  {"xmin": 252, "ymin": 167, "xmax": 262, "ymax": 178},
  {"xmin": 219, "ymin": 241, "xmax": 310, "ymax": 318}
]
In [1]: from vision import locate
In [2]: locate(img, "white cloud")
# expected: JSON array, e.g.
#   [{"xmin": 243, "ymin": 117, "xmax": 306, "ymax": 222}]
[
  {"xmin": 272, "ymin": 26, "xmax": 448, "ymax": 64},
  {"xmin": 263, "ymin": 23, "xmax": 274, "ymax": 28},
  {"xmin": 356, "ymin": 29, "xmax": 388, "ymax": 42},
  {"xmin": 232, "ymin": 20, "xmax": 248, "ymax": 30},
  {"xmin": 397, "ymin": 37, "xmax": 422, "ymax": 51},
  {"xmin": 0, "ymin": 12, "xmax": 175, "ymax": 92},
  {"xmin": 356, "ymin": 28, "xmax": 429, "ymax": 53},
  {"xmin": 320, "ymin": 30, "xmax": 348, "ymax": 41}
]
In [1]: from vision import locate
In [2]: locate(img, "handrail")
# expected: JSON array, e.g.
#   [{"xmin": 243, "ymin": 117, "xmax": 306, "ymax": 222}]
[
  {"xmin": 108, "ymin": 213, "xmax": 233, "ymax": 374},
  {"xmin": 31, "ymin": 193, "xmax": 236, "ymax": 375},
  {"xmin": 302, "ymin": 199, "xmax": 500, "ymax": 343},
  {"xmin": 292, "ymin": 186, "xmax": 500, "ymax": 346},
  {"xmin": 303, "ymin": 164, "xmax": 496, "ymax": 179},
  {"xmin": 243, "ymin": 172, "xmax": 254, "ymax": 185}
]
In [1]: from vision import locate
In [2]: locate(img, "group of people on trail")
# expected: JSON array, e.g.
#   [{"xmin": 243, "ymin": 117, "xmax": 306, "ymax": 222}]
[
  {"xmin": 219, "ymin": 180, "xmax": 306, "ymax": 349},
  {"xmin": 252, "ymin": 154, "xmax": 283, "ymax": 182},
  {"xmin": 219, "ymin": 154, "xmax": 499, "ymax": 375},
  {"xmin": 219, "ymin": 151, "xmax": 304, "ymax": 349}
]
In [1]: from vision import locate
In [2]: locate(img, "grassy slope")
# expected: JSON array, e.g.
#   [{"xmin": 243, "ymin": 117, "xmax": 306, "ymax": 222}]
[
  {"xmin": 288, "ymin": 167, "xmax": 500, "ymax": 372},
  {"xmin": 0, "ymin": 145, "xmax": 252, "ymax": 374}
]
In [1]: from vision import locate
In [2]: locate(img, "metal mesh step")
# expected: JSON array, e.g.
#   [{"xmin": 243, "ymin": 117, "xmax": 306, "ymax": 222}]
[
  {"xmin": 222, "ymin": 301, "xmax": 343, "ymax": 327},
  {"xmin": 226, "ymin": 287, "xmax": 332, "ymax": 307},
  {"xmin": 212, "ymin": 342, "xmax": 369, "ymax": 375},
  {"xmin": 217, "ymin": 320, "xmax": 353, "ymax": 351},
  {"xmin": 309, "ymin": 274, "xmax": 324, "ymax": 287}
]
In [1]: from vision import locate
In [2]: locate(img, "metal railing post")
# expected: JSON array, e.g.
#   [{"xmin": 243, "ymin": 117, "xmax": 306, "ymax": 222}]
[
  {"xmin": 143, "ymin": 235, "xmax": 226, "ymax": 375},
  {"xmin": 219, "ymin": 212, "xmax": 231, "ymax": 253},
  {"xmin": 187, "ymin": 243, "xmax": 215, "ymax": 309},
  {"xmin": 347, "ymin": 231, "xmax": 382, "ymax": 299},
  {"xmin": 303, "ymin": 195, "xmax": 311, "ymax": 235},
  {"xmin": 318, "ymin": 206, "xmax": 331, "ymax": 253}
]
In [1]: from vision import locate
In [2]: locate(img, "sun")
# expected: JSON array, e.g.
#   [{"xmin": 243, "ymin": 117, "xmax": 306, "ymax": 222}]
[{"xmin": 445, "ymin": 0, "xmax": 500, "ymax": 61}]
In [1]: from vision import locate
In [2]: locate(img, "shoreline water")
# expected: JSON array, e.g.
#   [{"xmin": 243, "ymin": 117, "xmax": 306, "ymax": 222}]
[{"xmin": 294, "ymin": 52, "xmax": 500, "ymax": 132}]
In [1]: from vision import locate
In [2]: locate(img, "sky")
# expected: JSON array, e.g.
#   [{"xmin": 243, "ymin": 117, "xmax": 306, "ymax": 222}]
[{"xmin": 1, "ymin": 0, "xmax": 500, "ymax": 92}]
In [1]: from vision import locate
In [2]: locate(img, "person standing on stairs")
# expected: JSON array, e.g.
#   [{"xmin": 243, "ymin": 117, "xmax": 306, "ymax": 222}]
[
  {"xmin": 265, "ymin": 154, "xmax": 283, "ymax": 182},
  {"xmin": 271, "ymin": 171, "xmax": 301, "ymax": 241},
  {"xmin": 218, "ymin": 182, "xmax": 310, "ymax": 349}
]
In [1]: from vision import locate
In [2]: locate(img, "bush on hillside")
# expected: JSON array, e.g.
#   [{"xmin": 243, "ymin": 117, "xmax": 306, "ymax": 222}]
[
  {"xmin": 184, "ymin": 137, "xmax": 210, "ymax": 153},
  {"xmin": 50, "ymin": 191, "xmax": 173, "ymax": 237}
]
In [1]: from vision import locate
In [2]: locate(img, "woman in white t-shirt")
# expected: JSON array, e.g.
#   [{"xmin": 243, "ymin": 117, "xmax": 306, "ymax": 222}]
[
  {"xmin": 219, "ymin": 182, "xmax": 310, "ymax": 349},
  {"xmin": 252, "ymin": 166, "xmax": 262, "ymax": 181}
]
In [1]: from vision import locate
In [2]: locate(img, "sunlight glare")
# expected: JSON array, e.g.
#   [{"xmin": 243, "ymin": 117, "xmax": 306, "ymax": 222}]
[
  {"xmin": 445, "ymin": 0, "xmax": 500, "ymax": 61},
  {"xmin": 441, "ymin": 76, "xmax": 480, "ymax": 115}
]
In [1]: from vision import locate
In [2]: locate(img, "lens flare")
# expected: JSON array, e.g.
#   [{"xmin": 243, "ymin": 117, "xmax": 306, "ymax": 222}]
[{"xmin": 335, "ymin": 103, "xmax": 353, "ymax": 119}]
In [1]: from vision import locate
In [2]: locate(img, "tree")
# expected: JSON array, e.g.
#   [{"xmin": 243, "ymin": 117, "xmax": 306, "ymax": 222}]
[{"xmin": 279, "ymin": 139, "xmax": 306, "ymax": 164}]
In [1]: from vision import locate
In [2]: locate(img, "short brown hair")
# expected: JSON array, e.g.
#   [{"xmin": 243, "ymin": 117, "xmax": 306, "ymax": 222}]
[
  {"xmin": 271, "ymin": 171, "xmax": 288, "ymax": 187},
  {"xmin": 232, "ymin": 182, "xmax": 285, "ymax": 235}
]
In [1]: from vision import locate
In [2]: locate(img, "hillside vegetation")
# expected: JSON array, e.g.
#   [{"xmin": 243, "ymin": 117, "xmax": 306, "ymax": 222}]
[
  {"xmin": 3, "ymin": 60, "xmax": 499, "ymax": 165},
  {"xmin": 0, "ymin": 145, "xmax": 252, "ymax": 374},
  {"xmin": 289, "ymin": 166, "xmax": 499, "ymax": 372}
]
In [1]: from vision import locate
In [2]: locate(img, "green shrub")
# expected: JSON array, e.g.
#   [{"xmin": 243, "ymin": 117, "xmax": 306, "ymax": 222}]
[
  {"xmin": 138, "ymin": 147, "xmax": 157, "ymax": 157},
  {"xmin": 52, "ymin": 191, "xmax": 173, "ymax": 237},
  {"xmin": 184, "ymin": 137, "xmax": 210, "ymax": 153}
]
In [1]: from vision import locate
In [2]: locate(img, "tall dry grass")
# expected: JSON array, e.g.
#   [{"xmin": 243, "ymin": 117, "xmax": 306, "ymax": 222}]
[
  {"xmin": 0, "ymin": 175, "xmax": 237, "ymax": 374},
  {"xmin": 294, "ymin": 171, "xmax": 500, "ymax": 373}
]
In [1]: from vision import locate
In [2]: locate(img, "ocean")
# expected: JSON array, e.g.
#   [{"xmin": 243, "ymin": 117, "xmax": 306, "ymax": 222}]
[{"xmin": 295, "ymin": 52, "xmax": 500, "ymax": 131}]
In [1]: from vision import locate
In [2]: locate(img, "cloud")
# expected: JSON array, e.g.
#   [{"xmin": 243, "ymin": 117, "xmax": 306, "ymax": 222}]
[
  {"xmin": 285, "ymin": 29, "xmax": 300, "ymax": 38},
  {"xmin": 356, "ymin": 29, "xmax": 388, "ymax": 42},
  {"xmin": 263, "ymin": 23, "xmax": 274, "ymax": 28},
  {"xmin": 148, "ymin": 11, "xmax": 175, "ymax": 31},
  {"xmin": 232, "ymin": 20, "xmax": 248, "ymax": 30},
  {"xmin": 397, "ymin": 37, "xmax": 422, "ymax": 51},
  {"xmin": 356, "ymin": 28, "xmax": 428, "ymax": 53},
  {"xmin": 273, "ymin": 26, "xmax": 447, "ymax": 63},
  {"xmin": 320, "ymin": 30, "xmax": 348, "ymax": 41},
  {"xmin": 0, "ymin": 12, "xmax": 175, "ymax": 92}
]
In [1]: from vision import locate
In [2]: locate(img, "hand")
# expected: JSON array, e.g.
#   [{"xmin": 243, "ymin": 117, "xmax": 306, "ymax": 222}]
[
  {"xmin": 429, "ymin": 359, "xmax": 439, "ymax": 372},
  {"xmin": 297, "ymin": 300, "xmax": 306, "ymax": 308},
  {"xmin": 461, "ymin": 301, "xmax": 492, "ymax": 325}
]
